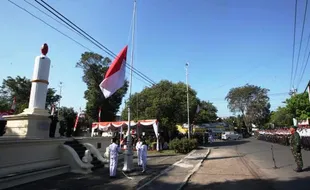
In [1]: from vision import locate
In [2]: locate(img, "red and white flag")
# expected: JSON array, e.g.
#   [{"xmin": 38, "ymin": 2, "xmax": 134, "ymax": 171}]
[
  {"xmin": 73, "ymin": 108, "xmax": 81, "ymax": 132},
  {"xmin": 98, "ymin": 107, "xmax": 101, "ymax": 122},
  {"xmin": 51, "ymin": 104, "xmax": 55, "ymax": 115},
  {"xmin": 11, "ymin": 97, "xmax": 16, "ymax": 111},
  {"xmin": 99, "ymin": 46, "xmax": 128, "ymax": 98}
]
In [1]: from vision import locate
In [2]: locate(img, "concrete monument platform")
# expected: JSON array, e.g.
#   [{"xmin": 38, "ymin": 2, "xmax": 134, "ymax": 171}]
[{"xmin": 3, "ymin": 44, "xmax": 51, "ymax": 138}]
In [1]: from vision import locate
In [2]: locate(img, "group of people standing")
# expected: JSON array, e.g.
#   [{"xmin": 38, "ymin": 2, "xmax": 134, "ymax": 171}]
[{"xmin": 108, "ymin": 137, "xmax": 148, "ymax": 178}]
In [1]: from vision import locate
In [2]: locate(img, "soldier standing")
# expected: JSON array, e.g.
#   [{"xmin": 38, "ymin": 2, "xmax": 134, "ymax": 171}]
[{"xmin": 290, "ymin": 126, "xmax": 303, "ymax": 172}]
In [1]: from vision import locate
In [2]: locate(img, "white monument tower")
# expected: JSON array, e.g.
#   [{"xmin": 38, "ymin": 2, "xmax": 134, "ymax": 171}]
[{"xmin": 4, "ymin": 44, "xmax": 52, "ymax": 138}]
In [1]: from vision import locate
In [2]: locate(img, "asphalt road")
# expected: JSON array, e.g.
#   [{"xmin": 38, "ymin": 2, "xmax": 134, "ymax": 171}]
[{"xmin": 205, "ymin": 137, "xmax": 310, "ymax": 189}]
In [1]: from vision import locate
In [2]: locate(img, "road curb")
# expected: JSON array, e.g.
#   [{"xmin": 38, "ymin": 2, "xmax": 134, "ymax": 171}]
[
  {"xmin": 177, "ymin": 148, "xmax": 211, "ymax": 190},
  {"xmin": 136, "ymin": 149, "xmax": 197, "ymax": 190}
]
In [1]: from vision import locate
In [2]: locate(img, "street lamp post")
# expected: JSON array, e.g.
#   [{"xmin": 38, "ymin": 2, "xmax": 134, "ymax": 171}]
[{"xmin": 186, "ymin": 62, "xmax": 190, "ymax": 139}]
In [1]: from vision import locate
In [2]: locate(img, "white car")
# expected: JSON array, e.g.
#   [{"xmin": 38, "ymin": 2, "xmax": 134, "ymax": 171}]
[{"xmin": 221, "ymin": 131, "xmax": 242, "ymax": 140}]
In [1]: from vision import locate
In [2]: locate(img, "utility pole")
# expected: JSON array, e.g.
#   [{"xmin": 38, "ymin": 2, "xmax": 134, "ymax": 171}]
[
  {"xmin": 58, "ymin": 81, "xmax": 63, "ymax": 117},
  {"xmin": 289, "ymin": 87, "xmax": 297, "ymax": 96},
  {"xmin": 307, "ymin": 81, "xmax": 310, "ymax": 103},
  {"xmin": 186, "ymin": 62, "xmax": 190, "ymax": 139},
  {"xmin": 123, "ymin": 0, "xmax": 136, "ymax": 172}
]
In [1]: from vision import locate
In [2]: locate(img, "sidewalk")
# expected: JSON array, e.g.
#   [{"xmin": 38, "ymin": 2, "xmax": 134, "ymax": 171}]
[{"xmin": 137, "ymin": 147, "xmax": 210, "ymax": 190}]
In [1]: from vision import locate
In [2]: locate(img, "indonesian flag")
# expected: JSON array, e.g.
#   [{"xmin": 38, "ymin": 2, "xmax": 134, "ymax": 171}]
[
  {"xmin": 98, "ymin": 107, "xmax": 101, "ymax": 122},
  {"xmin": 11, "ymin": 97, "xmax": 16, "ymax": 111},
  {"xmin": 51, "ymin": 104, "xmax": 55, "ymax": 115},
  {"xmin": 99, "ymin": 46, "xmax": 128, "ymax": 98},
  {"xmin": 73, "ymin": 108, "xmax": 81, "ymax": 132},
  {"xmin": 196, "ymin": 104, "xmax": 200, "ymax": 114}
]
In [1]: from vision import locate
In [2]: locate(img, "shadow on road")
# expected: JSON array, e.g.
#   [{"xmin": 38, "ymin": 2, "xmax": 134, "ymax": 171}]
[
  {"xmin": 184, "ymin": 176, "xmax": 310, "ymax": 190},
  {"xmin": 207, "ymin": 140, "xmax": 250, "ymax": 148}
]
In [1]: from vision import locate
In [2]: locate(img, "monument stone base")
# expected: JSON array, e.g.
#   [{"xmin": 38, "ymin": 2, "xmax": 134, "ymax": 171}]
[{"xmin": 3, "ymin": 108, "xmax": 51, "ymax": 138}]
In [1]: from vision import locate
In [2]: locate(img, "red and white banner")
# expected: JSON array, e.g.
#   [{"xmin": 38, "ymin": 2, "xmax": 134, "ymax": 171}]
[
  {"xmin": 92, "ymin": 119, "xmax": 159, "ymax": 136},
  {"xmin": 91, "ymin": 119, "xmax": 160, "ymax": 150}
]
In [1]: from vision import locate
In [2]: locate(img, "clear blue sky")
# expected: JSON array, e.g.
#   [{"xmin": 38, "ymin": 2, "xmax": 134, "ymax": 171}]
[{"xmin": 0, "ymin": 0, "xmax": 309, "ymax": 117}]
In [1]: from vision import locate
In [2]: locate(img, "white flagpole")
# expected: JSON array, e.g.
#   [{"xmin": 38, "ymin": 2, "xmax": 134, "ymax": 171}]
[{"xmin": 123, "ymin": 0, "xmax": 136, "ymax": 172}]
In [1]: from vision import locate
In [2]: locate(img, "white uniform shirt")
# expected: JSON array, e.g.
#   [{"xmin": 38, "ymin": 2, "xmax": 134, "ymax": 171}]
[
  {"xmin": 109, "ymin": 143, "xmax": 120, "ymax": 159},
  {"xmin": 136, "ymin": 141, "xmax": 142, "ymax": 150}
]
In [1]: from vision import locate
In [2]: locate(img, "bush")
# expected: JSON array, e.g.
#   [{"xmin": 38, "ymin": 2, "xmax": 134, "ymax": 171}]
[{"xmin": 169, "ymin": 138, "xmax": 198, "ymax": 154}]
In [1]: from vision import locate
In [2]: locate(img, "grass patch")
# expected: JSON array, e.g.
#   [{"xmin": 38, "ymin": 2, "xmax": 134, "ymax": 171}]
[{"xmin": 147, "ymin": 149, "xmax": 180, "ymax": 155}]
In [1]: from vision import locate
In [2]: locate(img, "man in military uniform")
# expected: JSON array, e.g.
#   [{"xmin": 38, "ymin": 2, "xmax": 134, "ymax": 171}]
[{"xmin": 290, "ymin": 126, "xmax": 303, "ymax": 172}]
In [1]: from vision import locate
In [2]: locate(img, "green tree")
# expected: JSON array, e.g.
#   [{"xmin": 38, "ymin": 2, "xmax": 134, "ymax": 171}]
[
  {"xmin": 0, "ymin": 76, "xmax": 60, "ymax": 113},
  {"xmin": 0, "ymin": 97, "xmax": 10, "ymax": 111},
  {"xmin": 121, "ymin": 80, "xmax": 202, "ymax": 138},
  {"xmin": 270, "ymin": 107, "xmax": 293, "ymax": 128},
  {"xmin": 285, "ymin": 92, "xmax": 310, "ymax": 121},
  {"xmin": 58, "ymin": 106, "xmax": 77, "ymax": 137},
  {"xmin": 195, "ymin": 101, "xmax": 218, "ymax": 124},
  {"xmin": 76, "ymin": 52, "xmax": 128, "ymax": 122},
  {"xmin": 225, "ymin": 84, "xmax": 270, "ymax": 128}
]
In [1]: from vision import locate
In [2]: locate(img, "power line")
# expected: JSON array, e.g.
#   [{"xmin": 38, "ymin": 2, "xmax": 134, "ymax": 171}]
[
  {"xmin": 297, "ymin": 48, "xmax": 310, "ymax": 89},
  {"xmin": 290, "ymin": 0, "xmax": 298, "ymax": 90},
  {"xmin": 293, "ymin": 0, "xmax": 308, "ymax": 88},
  {"xmin": 8, "ymin": 0, "xmax": 152, "ymax": 87},
  {"xmin": 35, "ymin": 0, "xmax": 156, "ymax": 86},
  {"xmin": 7, "ymin": 0, "xmax": 92, "ymax": 51}
]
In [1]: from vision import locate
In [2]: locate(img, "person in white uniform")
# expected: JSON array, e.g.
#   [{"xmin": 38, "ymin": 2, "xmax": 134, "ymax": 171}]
[
  {"xmin": 135, "ymin": 138, "xmax": 143, "ymax": 166},
  {"xmin": 109, "ymin": 138, "xmax": 122, "ymax": 178},
  {"xmin": 140, "ymin": 140, "xmax": 148, "ymax": 173}
]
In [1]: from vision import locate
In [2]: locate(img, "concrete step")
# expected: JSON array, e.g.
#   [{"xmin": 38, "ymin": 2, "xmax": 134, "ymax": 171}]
[{"xmin": 0, "ymin": 165, "xmax": 70, "ymax": 190}]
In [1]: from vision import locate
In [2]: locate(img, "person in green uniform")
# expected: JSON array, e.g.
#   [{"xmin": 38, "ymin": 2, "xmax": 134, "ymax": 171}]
[{"xmin": 290, "ymin": 126, "xmax": 303, "ymax": 172}]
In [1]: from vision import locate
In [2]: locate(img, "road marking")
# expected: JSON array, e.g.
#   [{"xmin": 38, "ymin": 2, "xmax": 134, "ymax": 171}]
[
  {"xmin": 137, "ymin": 149, "xmax": 197, "ymax": 190},
  {"xmin": 174, "ymin": 162, "xmax": 194, "ymax": 168}
]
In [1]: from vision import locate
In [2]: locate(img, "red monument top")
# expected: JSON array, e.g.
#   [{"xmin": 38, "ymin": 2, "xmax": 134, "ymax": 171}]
[{"xmin": 41, "ymin": 43, "xmax": 48, "ymax": 56}]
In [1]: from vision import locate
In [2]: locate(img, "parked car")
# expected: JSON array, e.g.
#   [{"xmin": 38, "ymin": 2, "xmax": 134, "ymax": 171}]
[{"xmin": 221, "ymin": 131, "xmax": 242, "ymax": 140}]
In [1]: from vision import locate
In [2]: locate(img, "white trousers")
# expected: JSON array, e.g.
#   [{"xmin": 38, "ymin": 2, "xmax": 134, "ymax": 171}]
[
  {"xmin": 141, "ymin": 155, "xmax": 147, "ymax": 171},
  {"xmin": 110, "ymin": 156, "xmax": 118, "ymax": 177},
  {"xmin": 137, "ymin": 149, "xmax": 141, "ymax": 165}
]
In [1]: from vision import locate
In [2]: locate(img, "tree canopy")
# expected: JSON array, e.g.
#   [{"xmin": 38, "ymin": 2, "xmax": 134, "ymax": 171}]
[
  {"xmin": 0, "ymin": 76, "xmax": 60, "ymax": 113},
  {"xmin": 270, "ymin": 107, "xmax": 293, "ymax": 128},
  {"xmin": 225, "ymin": 84, "xmax": 270, "ymax": 127},
  {"xmin": 121, "ymin": 80, "xmax": 218, "ymax": 137},
  {"xmin": 194, "ymin": 101, "xmax": 218, "ymax": 124},
  {"xmin": 285, "ymin": 92, "xmax": 310, "ymax": 121},
  {"xmin": 76, "ymin": 52, "xmax": 128, "ymax": 122},
  {"xmin": 58, "ymin": 106, "xmax": 77, "ymax": 137},
  {"xmin": 269, "ymin": 92, "xmax": 309, "ymax": 128}
]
